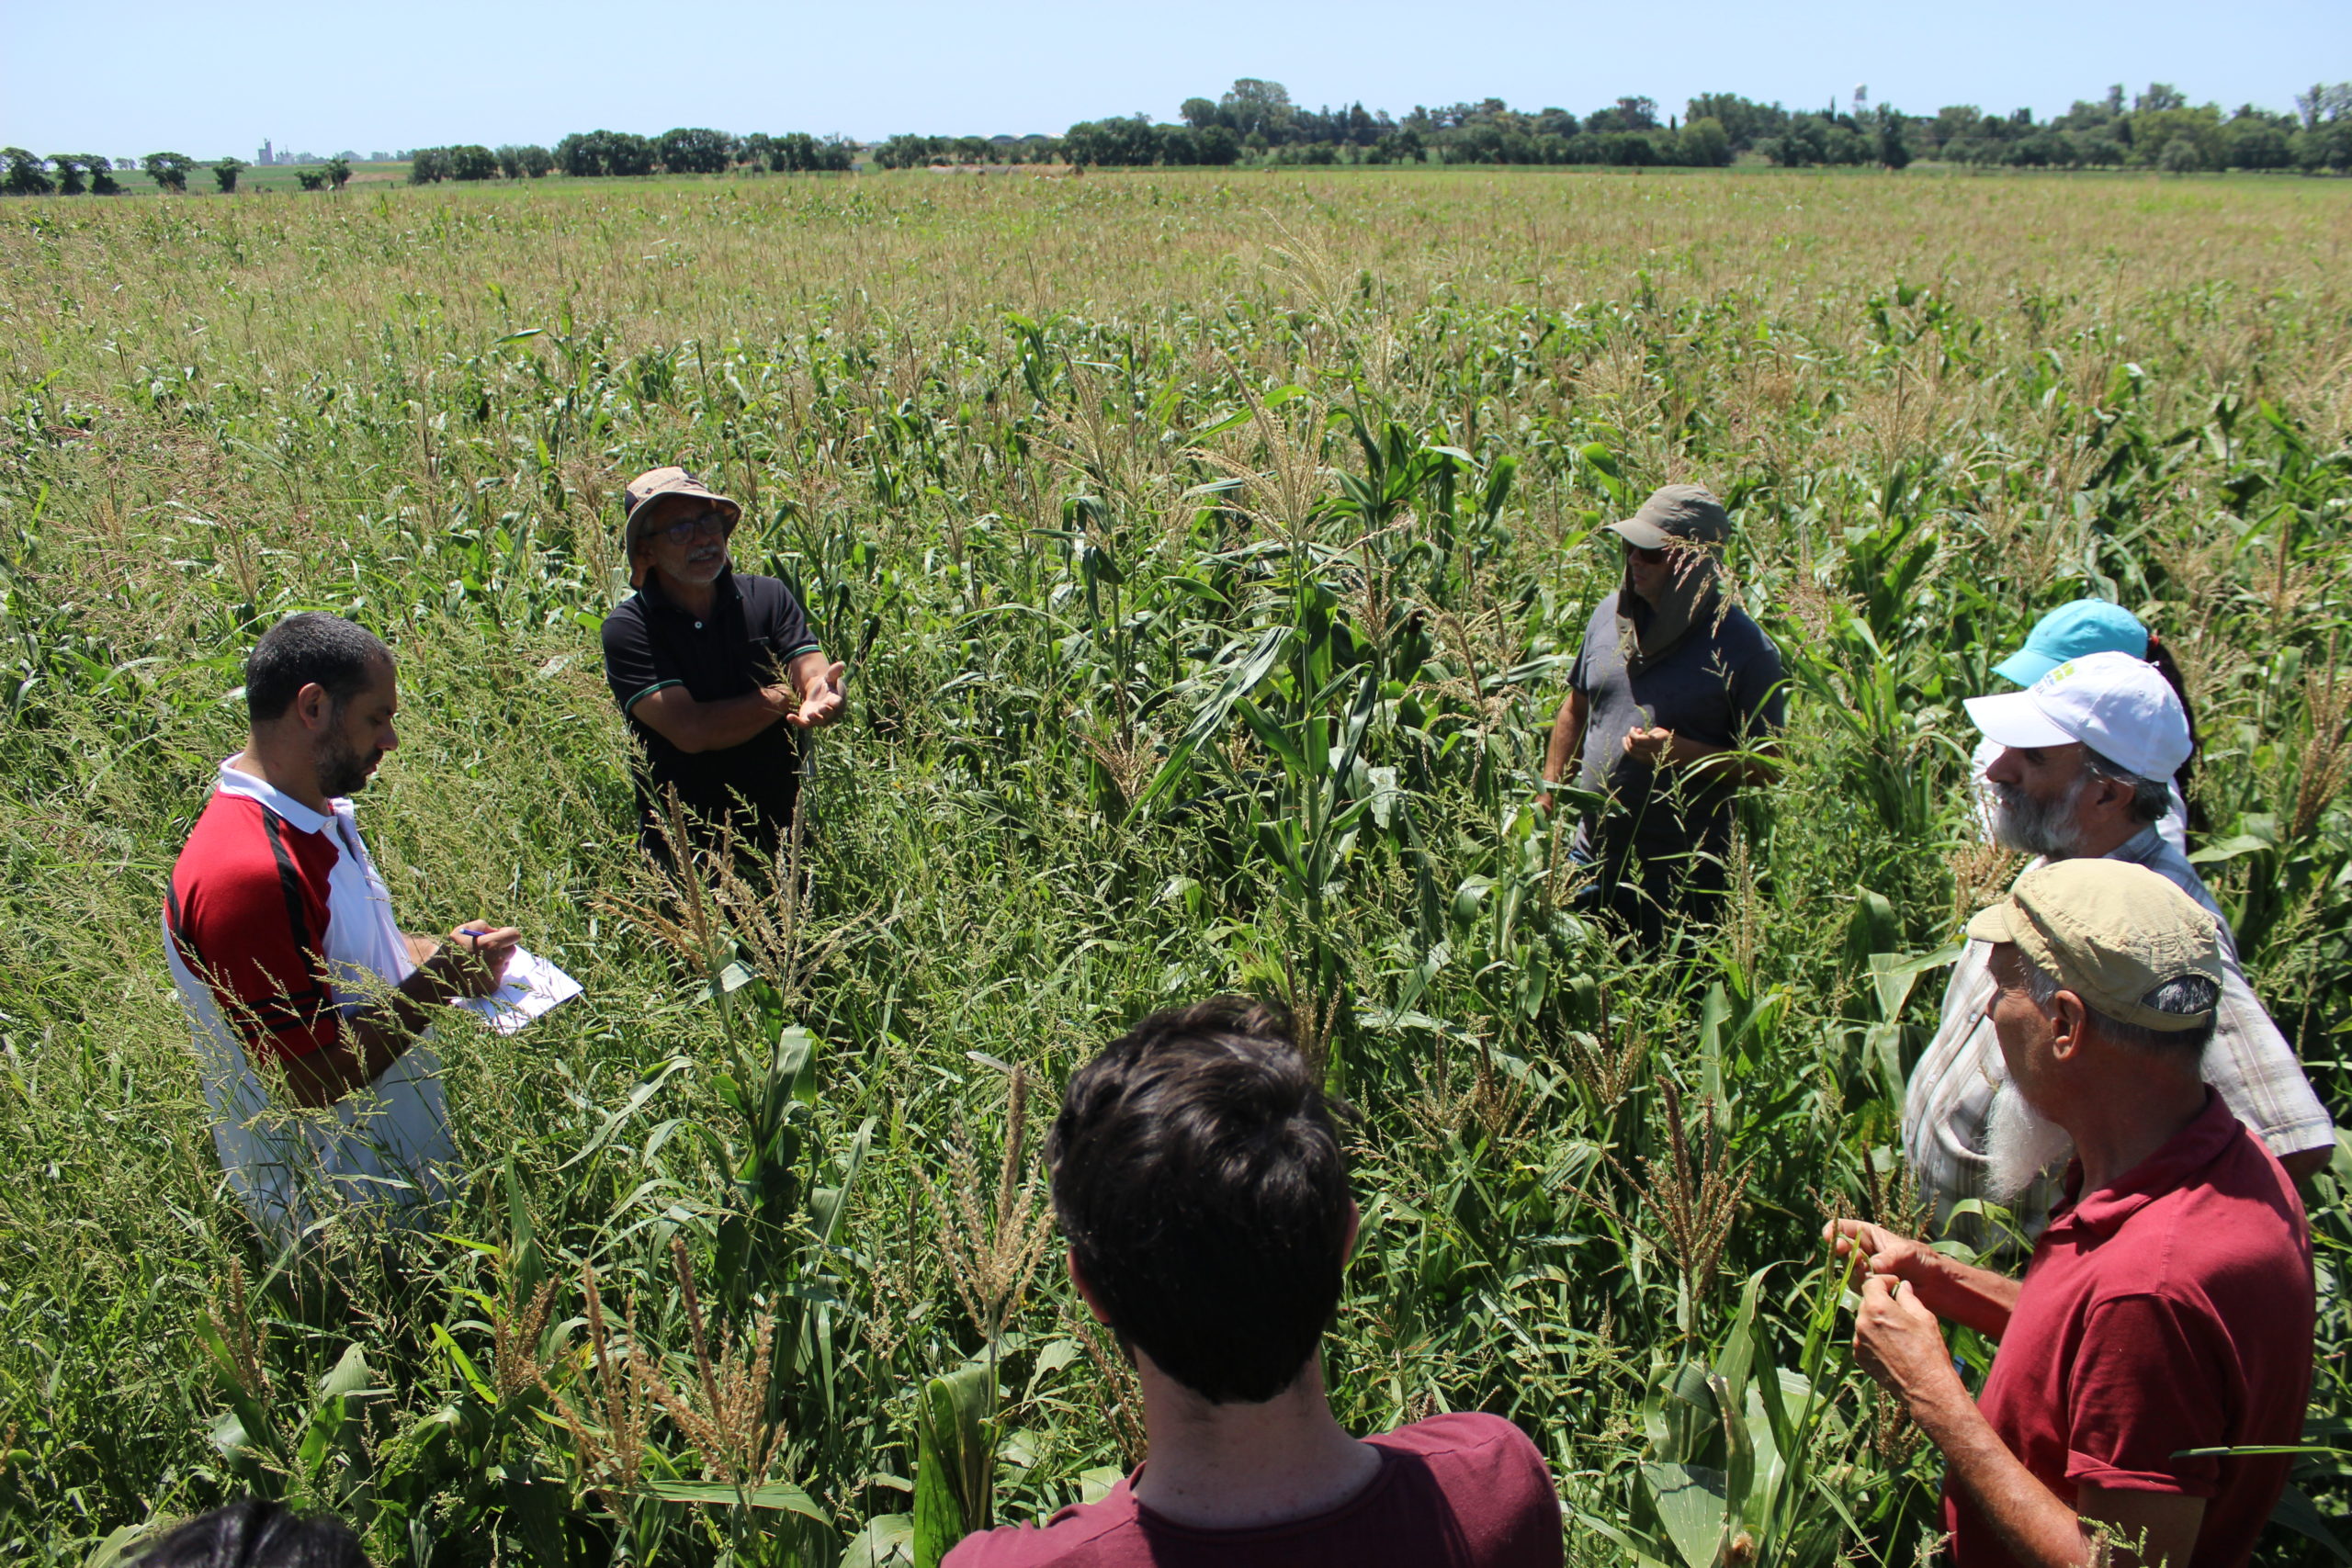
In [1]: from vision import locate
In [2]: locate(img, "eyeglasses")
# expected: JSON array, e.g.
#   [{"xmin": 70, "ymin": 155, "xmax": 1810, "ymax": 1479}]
[
  {"xmin": 1621, "ymin": 541, "xmax": 1670, "ymax": 566},
  {"xmin": 653, "ymin": 509, "xmax": 734, "ymax": 546}
]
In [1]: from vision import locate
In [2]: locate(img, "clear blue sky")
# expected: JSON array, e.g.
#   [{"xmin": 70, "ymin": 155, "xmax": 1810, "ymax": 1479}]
[{"xmin": 6, "ymin": 0, "xmax": 2346, "ymax": 158}]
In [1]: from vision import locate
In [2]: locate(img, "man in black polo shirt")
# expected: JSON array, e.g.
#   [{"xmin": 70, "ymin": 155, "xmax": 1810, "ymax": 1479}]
[
  {"xmin": 1536, "ymin": 483, "xmax": 1784, "ymax": 947},
  {"xmin": 600, "ymin": 466, "xmax": 846, "ymax": 866}
]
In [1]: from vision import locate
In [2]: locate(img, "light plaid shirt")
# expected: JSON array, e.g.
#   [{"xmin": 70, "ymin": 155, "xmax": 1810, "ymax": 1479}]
[{"xmin": 1902, "ymin": 828, "xmax": 2335, "ymax": 1244}]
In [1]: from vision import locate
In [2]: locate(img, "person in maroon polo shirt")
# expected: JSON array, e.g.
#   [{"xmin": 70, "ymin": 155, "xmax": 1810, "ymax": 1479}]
[
  {"xmin": 945, "ymin": 998, "xmax": 1563, "ymax": 1568},
  {"xmin": 1829, "ymin": 859, "xmax": 2313, "ymax": 1568}
]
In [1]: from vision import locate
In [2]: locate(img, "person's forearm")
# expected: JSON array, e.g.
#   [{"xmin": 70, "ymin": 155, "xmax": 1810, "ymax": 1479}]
[
  {"xmin": 656, "ymin": 688, "xmax": 792, "ymax": 753},
  {"xmin": 282, "ymin": 954, "xmax": 469, "ymax": 1107},
  {"xmin": 1542, "ymin": 695, "xmax": 1585, "ymax": 789},
  {"xmin": 1912, "ymin": 1379, "xmax": 2094, "ymax": 1567},
  {"xmin": 1904, "ymin": 1250, "xmax": 2021, "ymax": 1339},
  {"xmin": 788, "ymin": 649, "xmax": 831, "ymax": 698}
]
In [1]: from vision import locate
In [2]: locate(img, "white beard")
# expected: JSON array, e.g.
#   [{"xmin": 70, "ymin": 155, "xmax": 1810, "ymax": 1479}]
[{"xmin": 1984, "ymin": 1085, "xmax": 2075, "ymax": 1205}]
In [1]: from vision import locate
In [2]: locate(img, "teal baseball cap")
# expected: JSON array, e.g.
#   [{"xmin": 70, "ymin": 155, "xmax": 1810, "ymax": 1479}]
[{"xmin": 1994, "ymin": 600, "xmax": 2149, "ymax": 688}]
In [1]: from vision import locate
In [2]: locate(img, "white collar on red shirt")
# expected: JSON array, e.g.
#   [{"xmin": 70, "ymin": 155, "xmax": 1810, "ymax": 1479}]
[{"xmin": 217, "ymin": 754, "xmax": 351, "ymax": 839}]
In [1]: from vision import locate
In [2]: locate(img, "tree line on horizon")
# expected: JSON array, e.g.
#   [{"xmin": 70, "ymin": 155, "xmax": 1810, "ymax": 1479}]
[
  {"xmin": 5, "ymin": 78, "xmax": 2348, "ymax": 196},
  {"xmin": 1039, "ymin": 77, "xmax": 2352, "ymax": 173},
  {"xmin": 0, "ymin": 150, "xmax": 349, "ymax": 195}
]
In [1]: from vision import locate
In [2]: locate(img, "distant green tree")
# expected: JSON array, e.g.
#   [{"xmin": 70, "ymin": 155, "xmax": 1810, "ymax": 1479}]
[
  {"xmin": 2295, "ymin": 118, "xmax": 2352, "ymax": 172},
  {"xmin": 1180, "ymin": 96, "xmax": 1220, "ymax": 130},
  {"xmin": 447, "ymin": 145, "xmax": 497, "ymax": 181},
  {"xmin": 51, "ymin": 154, "xmax": 86, "ymax": 195},
  {"xmin": 142, "ymin": 152, "xmax": 193, "ymax": 192},
  {"xmin": 605, "ymin": 132, "xmax": 656, "ymax": 176},
  {"xmin": 2135, "ymin": 83, "xmax": 2187, "ymax": 112},
  {"xmin": 2009, "ymin": 131, "xmax": 2072, "ymax": 167},
  {"xmin": 2128, "ymin": 106, "xmax": 2222, "ymax": 168},
  {"xmin": 2073, "ymin": 133, "xmax": 2128, "ymax": 167},
  {"xmin": 494, "ymin": 144, "xmax": 526, "ymax": 179},
  {"xmin": 553, "ymin": 133, "xmax": 599, "ymax": 175},
  {"xmin": 212, "ymin": 157, "xmax": 245, "ymax": 193},
  {"xmin": 296, "ymin": 169, "xmax": 327, "ymax": 190},
  {"xmin": 870, "ymin": 134, "xmax": 937, "ymax": 169},
  {"xmin": 1874, "ymin": 114, "xmax": 1913, "ymax": 168},
  {"xmin": 1219, "ymin": 78, "xmax": 1295, "ymax": 141},
  {"xmin": 1063, "ymin": 117, "xmax": 1171, "ymax": 167},
  {"xmin": 2295, "ymin": 82, "xmax": 2352, "ymax": 129},
  {"xmin": 2053, "ymin": 94, "xmax": 2120, "ymax": 131},
  {"xmin": 2157, "ymin": 135, "xmax": 2204, "ymax": 173},
  {"xmin": 1686, "ymin": 93, "xmax": 1787, "ymax": 151},
  {"xmin": 324, "ymin": 156, "xmax": 351, "ymax": 189},
  {"xmin": 3, "ymin": 148, "xmax": 53, "ymax": 195},
  {"xmin": 1761, "ymin": 117, "xmax": 1827, "ymax": 166},
  {"xmin": 1612, "ymin": 95, "xmax": 1659, "ymax": 130},
  {"xmin": 2222, "ymin": 116, "xmax": 2292, "ymax": 170},
  {"xmin": 86, "ymin": 156, "xmax": 121, "ymax": 194},
  {"xmin": 1679, "ymin": 117, "xmax": 1733, "ymax": 167},
  {"xmin": 408, "ymin": 147, "xmax": 450, "ymax": 183},
  {"xmin": 657, "ymin": 127, "xmax": 732, "ymax": 175},
  {"xmin": 550, "ymin": 130, "xmax": 654, "ymax": 177},
  {"xmin": 739, "ymin": 132, "xmax": 775, "ymax": 170},
  {"xmin": 1198, "ymin": 125, "xmax": 1242, "ymax": 165},
  {"xmin": 519, "ymin": 145, "xmax": 551, "ymax": 177},
  {"xmin": 1610, "ymin": 130, "xmax": 1659, "ymax": 165}
]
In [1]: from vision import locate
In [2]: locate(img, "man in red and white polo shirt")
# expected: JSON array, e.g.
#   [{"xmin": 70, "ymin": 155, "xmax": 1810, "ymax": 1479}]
[{"xmin": 165, "ymin": 613, "xmax": 522, "ymax": 1239}]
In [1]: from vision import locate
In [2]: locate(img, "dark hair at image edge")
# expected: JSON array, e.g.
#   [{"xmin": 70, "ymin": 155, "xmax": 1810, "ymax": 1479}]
[
  {"xmin": 133, "ymin": 1499, "xmax": 369, "ymax": 1568},
  {"xmin": 245, "ymin": 612, "xmax": 392, "ymax": 725},
  {"xmin": 1048, "ymin": 996, "xmax": 1354, "ymax": 1405}
]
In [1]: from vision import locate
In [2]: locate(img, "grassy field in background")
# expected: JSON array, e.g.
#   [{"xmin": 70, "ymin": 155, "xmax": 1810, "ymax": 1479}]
[{"xmin": 1, "ymin": 168, "xmax": 2348, "ymax": 1566}]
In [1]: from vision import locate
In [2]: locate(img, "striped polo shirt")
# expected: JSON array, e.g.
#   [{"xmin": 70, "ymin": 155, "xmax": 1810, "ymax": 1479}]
[{"xmin": 164, "ymin": 758, "xmax": 452, "ymax": 1238}]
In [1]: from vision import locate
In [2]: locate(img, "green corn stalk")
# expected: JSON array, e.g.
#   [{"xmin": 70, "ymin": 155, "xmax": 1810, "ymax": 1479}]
[
  {"xmin": 1588, "ymin": 1262, "xmax": 1892, "ymax": 1568},
  {"xmin": 911, "ymin": 1361, "xmax": 996, "ymax": 1568}
]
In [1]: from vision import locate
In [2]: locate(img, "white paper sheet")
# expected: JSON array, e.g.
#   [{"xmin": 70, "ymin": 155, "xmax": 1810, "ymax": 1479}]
[{"xmin": 450, "ymin": 947, "xmax": 582, "ymax": 1035}]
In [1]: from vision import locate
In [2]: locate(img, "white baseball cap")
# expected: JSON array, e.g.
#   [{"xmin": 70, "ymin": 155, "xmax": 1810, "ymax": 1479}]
[{"xmin": 1963, "ymin": 649, "xmax": 2190, "ymax": 782}]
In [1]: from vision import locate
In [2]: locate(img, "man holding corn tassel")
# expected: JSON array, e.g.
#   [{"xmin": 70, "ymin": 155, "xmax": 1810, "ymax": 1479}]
[{"xmin": 1838, "ymin": 860, "xmax": 2312, "ymax": 1568}]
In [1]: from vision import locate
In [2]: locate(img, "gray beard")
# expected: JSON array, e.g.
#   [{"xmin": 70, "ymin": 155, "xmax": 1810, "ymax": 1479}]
[
  {"xmin": 1984, "ymin": 1084, "xmax": 2075, "ymax": 1205},
  {"xmin": 1990, "ymin": 773, "xmax": 2090, "ymax": 859}
]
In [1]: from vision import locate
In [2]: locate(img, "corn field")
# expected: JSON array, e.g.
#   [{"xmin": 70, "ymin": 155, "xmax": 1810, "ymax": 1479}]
[{"xmin": 1, "ymin": 168, "xmax": 2348, "ymax": 1565}]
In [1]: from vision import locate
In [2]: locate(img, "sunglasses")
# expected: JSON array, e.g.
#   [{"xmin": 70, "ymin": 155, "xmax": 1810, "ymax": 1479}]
[
  {"xmin": 652, "ymin": 509, "xmax": 735, "ymax": 546},
  {"xmin": 1621, "ymin": 541, "xmax": 1670, "ymax": 566}
]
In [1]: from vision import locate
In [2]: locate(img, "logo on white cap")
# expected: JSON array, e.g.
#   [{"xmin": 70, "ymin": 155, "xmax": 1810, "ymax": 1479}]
[{"xmin": 1962, "ymin": 649, "xmax": 2190, "ymax": 782}]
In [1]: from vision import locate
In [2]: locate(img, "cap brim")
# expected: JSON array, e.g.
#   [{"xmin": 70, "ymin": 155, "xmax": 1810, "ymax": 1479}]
[
  {"xmin": 1964, "ymin": 900, "xmax": 2018, "ymax": 944},
  {"xmin": 1964, "ymin": 690, "xmax": 2076, "ymax": 750},
  {"xmin": 1992, "ymin": 649, "xmax": 2059, "ymax": 688},
  {"xmin": 1607, "ymin": 517, "xmax": 1671, "ymax": 550}
]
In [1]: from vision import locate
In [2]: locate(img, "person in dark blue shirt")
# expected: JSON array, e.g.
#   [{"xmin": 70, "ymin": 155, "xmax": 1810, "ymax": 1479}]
[
  {"xmin": 1537, "ymin": 485, "xmax": 1784, "ymax": 946},
  {"xmin": 600, "ymin": 467, "xmax": 845, "ymax": 868}
]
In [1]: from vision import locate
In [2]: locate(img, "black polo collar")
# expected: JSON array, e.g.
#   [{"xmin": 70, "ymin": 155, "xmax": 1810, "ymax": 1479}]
[{"xmin": 641, "ymin": 565, "xmax": 743, "ymax": 619}]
